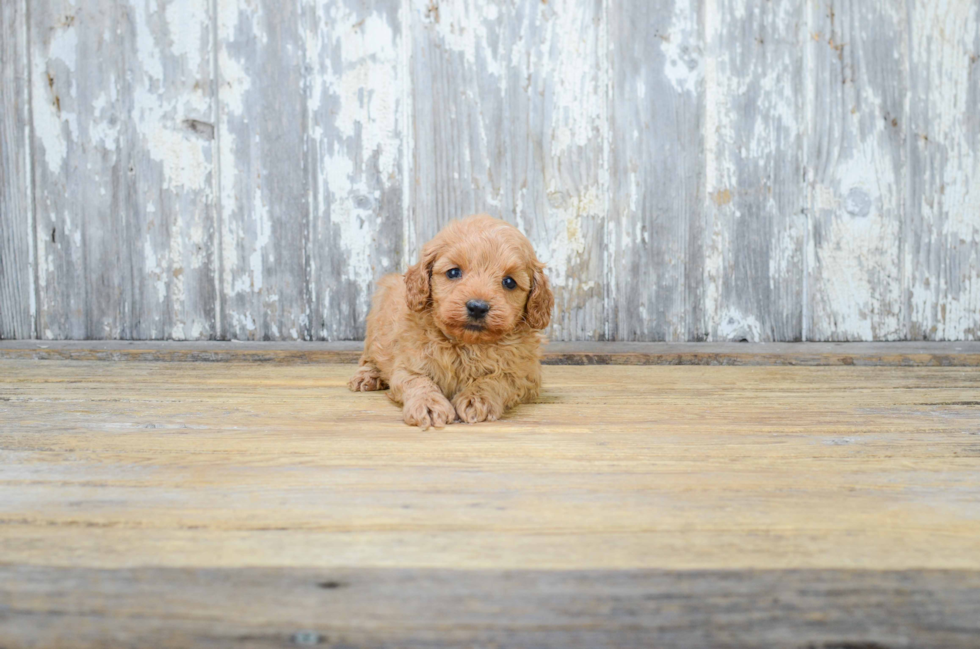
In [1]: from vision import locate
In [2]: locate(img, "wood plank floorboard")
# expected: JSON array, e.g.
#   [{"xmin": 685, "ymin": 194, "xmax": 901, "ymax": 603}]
[{"xmin": 1, "ymin": 361, "xmax": 979, "ymax": 647}]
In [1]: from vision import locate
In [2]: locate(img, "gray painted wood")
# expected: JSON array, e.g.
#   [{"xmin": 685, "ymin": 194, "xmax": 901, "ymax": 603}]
[
  {"xmin": 409, "ymin": 0, "xmax": 607, "ymax": 341},
  {"xmin": 806, "ymin": 0, "xmax": 908, "ymax": 341},
  {"xmin": 702, "ymin": 0, "xmax": 806, "ymax": 342},
  {"xmin": 217, "ymin": 0, "xmax": 311, "ymax": 340},
  {"xmin": 3, "ymin": 566, "xmax": 980, "ymax": 648},
  {"xmin": 29, "ymin": 0, "xmax": 216, "ymax": 340},
  {"xmin": 0, "ymin": 0, "xmax": 34, "ymax": 339},
  {"xmin": 608, "ymin": 0, "xmax": 704, "ymax": 341},
  {"xmin": 907, "ymin": 1, "xmax": 980, "ymax": 341},
  {"xmin": 2, "ymin": 1, "xmax": 979, "ymax": 341},
  {"xmin": 306, "ymin": 0, "xmax": 405, "ymax": 341}
]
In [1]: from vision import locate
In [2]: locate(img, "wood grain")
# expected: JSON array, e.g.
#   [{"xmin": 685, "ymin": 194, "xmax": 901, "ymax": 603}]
[
  {"xmin": 2, "ymin": 566, "xmax": 978, "ymax": 648},
  {"xmin": 306, "ymin": 0, "xmax": 405, "ymax": 341},
  {"xmin": 703, "ymin": 0, "xmax": 805, "ymax": 342},
  {"xmin": 30, "ymin": 0, "xmax": 217, "ymax": 340},
  {"xmin": 2, "ymin": 360, "xmax": 980, "ymax": 645},
  {"xmin": 0, "ymin": 0, "xmax": 34, "ymax": 339},
  {"xmin": 217, "ymin": 0, "xmax": 310, "ymax": 341},
  {"xmin": 806, "ymin": 0, "xmax": 908, "ymax": 341},
  {"xmin": 2, "ymin": 361, "xmax": 980, "ymax": 571},
  {"xmin": 4, "ymin": 3, "xmax": 980, "ymax": 343},
  {"xmin": 608, "ymin": 0, "xmax": 704, "ymax": 341},
  {"xmin": 907, "ymin": 1, "xmax": 980, "ymax": 341},
  {"xmin": 410, "ymin": 0, "xmax": 607, "ymax": 341}
]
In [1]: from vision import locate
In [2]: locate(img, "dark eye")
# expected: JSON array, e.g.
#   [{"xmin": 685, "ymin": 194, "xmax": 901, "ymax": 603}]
[
  {"xmin": 502, "ymin": 276, "xmax": 517, "ymax": 290},
  {"xmin": 446, "ymin": 268, "xmax": 462, "ymax": 280}
]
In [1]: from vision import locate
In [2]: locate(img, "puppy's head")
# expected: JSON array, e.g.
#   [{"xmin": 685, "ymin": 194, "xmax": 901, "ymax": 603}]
[{"xmin": 405, "ymin": 214, "xmax": 553, "ymax": 343}]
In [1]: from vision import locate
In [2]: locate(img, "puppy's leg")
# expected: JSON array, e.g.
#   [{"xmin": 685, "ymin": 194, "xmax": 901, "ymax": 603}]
[
  {"xmin": 348, "ymin": 363, "xmax": 387, "ymax": 392},
  {"xmin": 453, "ymin": 375, "xmax": 535, "ymax": 424},
  {"xmin": 389, "ymin": 369, "xmax": 456, "ymax": 430}
]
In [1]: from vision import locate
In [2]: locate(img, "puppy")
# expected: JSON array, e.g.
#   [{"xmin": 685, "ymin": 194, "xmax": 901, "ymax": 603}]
[{"xmin": 349, "ymin": 214, "xmax": 554, "ymax": 429}]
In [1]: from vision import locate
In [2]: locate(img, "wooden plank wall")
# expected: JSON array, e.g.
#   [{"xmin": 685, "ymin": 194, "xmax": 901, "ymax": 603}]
[
  {"xmin": 0, "ymin": 0, "xmax": 34, "ymax": 339},
  {"xmin": 0, "ymin": 0, "xmax": 978, "ymax": 342}
]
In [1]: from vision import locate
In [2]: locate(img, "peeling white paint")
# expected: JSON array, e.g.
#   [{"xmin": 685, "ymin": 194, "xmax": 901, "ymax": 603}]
[
  {"xmin": 322, "ymin": 8, "xmax": 400, "ymax": 179},
  {"xmin": 165, "ymin": 0, "xmax": 207, "ymax": 73},
  {"xmin": 13, "ymin": 0, "xmax": 980, "ymax": 343},
  {"xmin": 661, "ymin": 0, "xmax": 702, "ymax": 95},
  {"xmin": 907, "ymin": 0, "xmax": 980, "ymax": 340},
  {"xmin": 811, "ymin": 126, "xmax": 904, "ymax": 340},
  {"xmin": 32, "ymin": 19, "xmax": 77, "ymax": 175},
  {"xmin": 716, "ymin": 308, "xmax": 763, "ymax": 342},
  {"xmin": 543, "ymin": 185, "xmax": 600, "ymax": 290}
]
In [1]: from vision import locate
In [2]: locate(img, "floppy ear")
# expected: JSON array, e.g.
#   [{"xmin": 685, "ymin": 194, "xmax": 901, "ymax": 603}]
[
  {"xmin": 405, "ymin": 243, "xmax": 438, "ymax": 312},
  {"xmin": 524, "ymin": 263, "xmax": 554, "ymax": 330}
]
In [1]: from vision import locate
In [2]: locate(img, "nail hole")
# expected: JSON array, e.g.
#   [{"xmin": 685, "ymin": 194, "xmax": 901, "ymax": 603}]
[{"xmin": 317, "ymin": 580, "xmax": 346, "ymax": 590}]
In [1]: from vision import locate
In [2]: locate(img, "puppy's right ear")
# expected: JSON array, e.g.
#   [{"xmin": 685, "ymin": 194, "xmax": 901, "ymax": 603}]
[{"xmin": 405, "ymin": 244, "xmax": 436, "ymax": 312}]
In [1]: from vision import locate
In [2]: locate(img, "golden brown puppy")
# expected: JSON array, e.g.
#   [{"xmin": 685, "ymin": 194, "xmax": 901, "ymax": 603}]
[{"xmin": 349, "ymin": 214, "xmax": 553, "ymax": 429}]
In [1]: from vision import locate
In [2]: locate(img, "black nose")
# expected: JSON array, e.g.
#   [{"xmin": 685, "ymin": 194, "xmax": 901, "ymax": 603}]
[{"xmin": 466, "ymin": 300, "xmax": 490, "ymax": 320}]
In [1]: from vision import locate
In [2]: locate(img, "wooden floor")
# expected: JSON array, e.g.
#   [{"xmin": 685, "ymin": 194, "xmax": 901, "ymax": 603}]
[{"xmin": 2, "ymin": 358, "xmax": 980, "ymax": 647}]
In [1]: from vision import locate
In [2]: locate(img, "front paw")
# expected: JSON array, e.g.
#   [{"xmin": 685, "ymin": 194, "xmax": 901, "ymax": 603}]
[
  {"xmin": 403, "ymin": 392, "xmax": 456, "ymax": 430},
  {"xmin": 453, "ymin": 393, "xmax": 503, "ymax": 424},
  {"xmin": 348, "ymin": 366, "xmax": 387, "ymax": 392}
]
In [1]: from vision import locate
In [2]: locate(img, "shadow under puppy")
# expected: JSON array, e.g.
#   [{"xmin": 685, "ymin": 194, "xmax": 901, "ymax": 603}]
[{"xmin": 349, "ymin": 214, "xmax": 554, "ymax": 429}]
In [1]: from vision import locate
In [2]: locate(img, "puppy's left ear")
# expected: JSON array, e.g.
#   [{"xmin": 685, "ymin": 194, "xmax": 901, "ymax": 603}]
[{"xmin": 525, "ymin": 263, "xmax": 554, "ymax": 330}]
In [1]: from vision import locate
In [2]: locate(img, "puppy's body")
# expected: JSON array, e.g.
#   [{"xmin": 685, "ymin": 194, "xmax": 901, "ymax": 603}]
[{"xmin": 350, "ymin": 215, "xmax": 553, "ymax": 429}]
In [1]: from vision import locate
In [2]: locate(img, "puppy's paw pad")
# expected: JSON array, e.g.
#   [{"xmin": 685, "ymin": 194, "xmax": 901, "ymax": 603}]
[
  {"xmin": 403, "ymin": 393, "xmax": 456, "ymax": 430},
  {"xmin": 453, "ymin": 394, "xmax": 501, "ymax": 424},
  {"xmin": 348, "ymin": 367, "xmax": 387, "ymax": 392}
]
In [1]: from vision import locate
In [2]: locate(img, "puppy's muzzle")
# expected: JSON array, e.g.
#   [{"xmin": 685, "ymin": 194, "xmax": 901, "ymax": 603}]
[{"xmin": 466, "ymin": 299, "xmax": 490, "ymax": 321}]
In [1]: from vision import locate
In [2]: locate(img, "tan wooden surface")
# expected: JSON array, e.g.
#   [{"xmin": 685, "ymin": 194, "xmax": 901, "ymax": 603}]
[{"xmin": 2, "ymin": 360, "xmax": 980, "ymax": 646}]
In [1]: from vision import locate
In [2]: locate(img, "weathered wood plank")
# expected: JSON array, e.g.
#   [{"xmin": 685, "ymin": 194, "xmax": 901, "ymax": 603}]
[
  {"xmin": 2, "ymin": 566, "xmax": 979, "ymax": 648},
  {"xmin": 2, "ymin": 362, "xmax": 980, "ymax": 572},
  {"xmin": 0, "ymin": 0, "xmax": 34, "ymax": 339},
  {"xmin": 5, "ymin": 340, "xmax": 980, "ymax": 366},
  {"xmin": 702, "ymin": 0, "xmax": 806, "ymax": 341},
  {"xmin": 907, "ymin": 1, "xmax": 980, "ymax": 341},
  {"xmin": 217, "ymin": 0, "xmax": 310, "ymax": 340},
  {"xmin": 806, "ymin": 0, "xmax": 908, "ymax": 341},
  {"xmin": 409, "ymin": 0, "xmax": 607, "ymax": 340},
  {"xmin": 305, "ymin": 0, "xmax": 405, "ymax": 340},
  {"xmin": 30, "ymin": 0, "xmax": 217, "ymax": 340},
  {"xmin": 4, "ymin": 1, "xmax": 978, "ymax": 344},
  {"xmin": 608, "ymin": 0, "xmax": 704, "ymax": 341}
]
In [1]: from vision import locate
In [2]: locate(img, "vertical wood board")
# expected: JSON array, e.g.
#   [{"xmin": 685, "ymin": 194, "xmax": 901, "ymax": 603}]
[
  {"xmin": 608, "ymin": 0, "xmax": 704, "ymax": 341},
  {"xmin": 907, "ymin": 0, "xmax": 980, "ymax": 341},
  {"xmin": 702, "ymin": 0, "xmax": 806, "ymax": 342},
  {"xmin": 305, "ymin": 0, "xmax": 405, "ymax": 341},
  {"xmin": 0, "ymin": 0, "xmax": 34, "ymax": 339},
  {"xmin": 30, "ymin": 0, "xmax": 217, "ymax": 340},
  {"xmin": 806, "ymin": 0, "xmax": 908, "ymax": 341},
  {"xmin": 217, "ymin": 0, "xmax": 310, "ymax": 340}
]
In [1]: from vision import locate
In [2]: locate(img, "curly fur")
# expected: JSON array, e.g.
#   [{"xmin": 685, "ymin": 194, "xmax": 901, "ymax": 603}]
[{"xmin": 349, "ymin": 214, "xmax": 554, "ymax": 429}]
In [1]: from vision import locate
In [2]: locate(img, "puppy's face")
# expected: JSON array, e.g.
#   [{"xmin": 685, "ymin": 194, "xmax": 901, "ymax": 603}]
[{"xmin": 405, "ymin": 215, "xmax": 553, "ymax": 344}]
